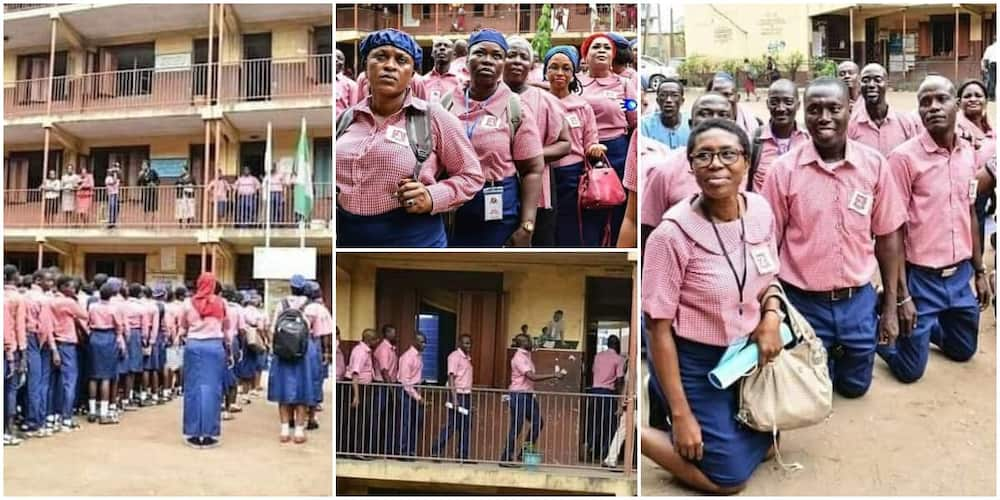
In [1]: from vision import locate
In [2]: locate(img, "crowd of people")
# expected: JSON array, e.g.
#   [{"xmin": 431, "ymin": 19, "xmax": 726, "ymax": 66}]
[
  {"xmin": 2, "ymin": 266, "xmax": 333, "ymax": 449},
  {"xmin": 335, "ymin": 27, "xmax": 640, "ymax": 248},
  {"xmin": 639, "ymin": 61, "xmax": 996, "ymax": 493},
  {"xmin": 334, "ymin": 324, "xmax": 630, "ymax": 468},
  {"xmin": 35, "ymin": 160, "xmax": 301, "ymax": 229}
]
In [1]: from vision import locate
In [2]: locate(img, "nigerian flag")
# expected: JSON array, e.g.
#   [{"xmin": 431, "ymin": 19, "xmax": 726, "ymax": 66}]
[{"xmin": 293, "ymin": 116, "xmax": 313, "ymax": 219}]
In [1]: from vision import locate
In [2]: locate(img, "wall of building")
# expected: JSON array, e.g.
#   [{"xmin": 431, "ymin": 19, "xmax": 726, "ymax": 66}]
[{"xmin": 336, "ymin": 256, "xmax": 632, "ymax": 344}]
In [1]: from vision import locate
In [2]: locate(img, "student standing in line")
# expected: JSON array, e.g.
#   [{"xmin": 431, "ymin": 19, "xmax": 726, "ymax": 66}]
[
  {"xmin": 180, "ymin": 273, "xmax": 232, "ymax": 449},
  {"xmin": 165, "ymin": 286, "xmax": 188, "ymax": 398},
  {"xmin": 4, "ymin": 265, "xmax": 27, "ymax": 446},
  {"xmin": 222, "ymin": 286, "xmax": 245, "ymax": 421},
  {"xmin": 140, "ymin": 286, "xmax": 162, "ymax": 406},
  {"xmin": 762, "ymin": 77, "xmax": 906, "ymax": 398},
  {"xmin": 432, "ymin": 334, "xmax": 474, "ymax": 461},
  {"xmin": 398, "ymin": 332, "xmax": 426, "ymax": 458},
  {"xmin": 235, "ymin": 294, "xmax": 263, "ymax": 404},
  {"xmin": 642, "ymin": 118, "xmax": 784, "ymax": 494},
  {"xmin": 22, "ymin": 269, "xmax": 55, "ymax": 438},
  {"xmin": 122, "ymin": 283, "xmax": 149, "ymax": 409},
  {"xmin": 499, "ymin": 333, "xmax": 564, "ymax": 466},
  {"xmin": 335, "ymin": 49, "xmax": 359, "ymax": 119},
  {"xmin": 86, "ymin": 282, "xmax": 125, "ymax": 425},
  {"xmin": 49, "ymin": 275, "xmax": 89, "ymax": 432},
  {"xmin": 269, "ymin": 276, "xmax": 316, "ymax": 443},
  {"xmin": 878, "ymin": 75, "xmax": 992, "ymax": 383},
  {"xmin": 303, "ymin": 281, "xmax": 333, "ymax": 430}
]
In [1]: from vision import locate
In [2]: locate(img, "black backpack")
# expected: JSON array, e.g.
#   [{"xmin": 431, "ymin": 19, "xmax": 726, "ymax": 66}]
[{"xmin": 272, "ymin": 298, "xmax": 310, "ymax": 362}]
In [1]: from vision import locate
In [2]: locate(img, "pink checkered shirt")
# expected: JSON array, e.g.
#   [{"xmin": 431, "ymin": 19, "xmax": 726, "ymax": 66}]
[
  {"xmin": 373, "ymin": 338, "xmax": 398, "ymax": 382},
  {"xmin": 336, "ymin": 73, "xmax": 359, "ymax": 118},
  {"xmin": 551, "ymin": 94, "xmax": 600, "ymax": 168},
  {"xmin": 336, "ymin": 92, "xmax": 484, "ymax": 216},
  {"xmin": 335, "ymin": 340, "xmax": 346, "ymax": 380},
  {"xmin": 422, "ymin": 68, "xmax": 464, "ymax": 103},
  {"xmin": 304, "ymin": 302, "xmax": 333, "ymax": 337},
  {"xmin": 398, "ymin": 346, "xmax": 424, "ymax": 401},
  {"xmin": 88, "ymin": 300, "xmax": 124, "ymax": 334},
  {"xmin": 348, "ymin": 341, "xmax": 374, "ymax": 383},
  {"xmin": 640, "ymin": 146, "xmax": 698, "ymax": 228},
  {"xmin": 234, "ymin": 175, "xmax": 261, "ymax": 196},
  {"xmin": 761, "ymin": 139, "xmax": 907, "ymax": 291},
  {"xmin": 445, "ymin": 82, "xmax": 543, "ymax": 181},
  {"xmin": 956, "ymin": 112, "xmax": 996, "ymax": 168},
  {"xmin": 751, "ymin": 124, "xmax": 811, "ymax": 192},
  {"xmin": 848, "ymin": 104, "xmax": 922, "ymax": 157},
  {"xmin": 50, "ymin": 295, "xmax": 87, "ymax": 344},
  {"xmin": 518, "ymin": 86, "xmax": 563, "ymax": 209},
  {"xmin": 735, "ymin": 104, "xmax": 760, "ymax": 138},
  {"xmin": 25, "ymin": 287, "xmax": 54, "ymax": 345},
  {"xmin": 447, "ymin": 349, "xmax": 473, "ymax": 393},
  {"xmin": 591, "ymin": 349, "xmax": 625, "ymax": 390},
  {"xmin": 578, "ymin": 74, "xmax": 637, "ymax": 140},
  {"xmin": 889, "ymin": 130, "xmax": 978, "ymax": 268},
  {"xmin": 623, "ymin": 132, "xmax": 638, "ymax": 191},
  {"xmin": 4, "ymin": 286, "xmax": 26, "ymax": 353},
  {"xmin": 643, "ymin": 193, "xmax": 780, "ymax": 347},
  {"xmin": 509, "ymin": 347, "xmax": 536, "ymax": 392}
]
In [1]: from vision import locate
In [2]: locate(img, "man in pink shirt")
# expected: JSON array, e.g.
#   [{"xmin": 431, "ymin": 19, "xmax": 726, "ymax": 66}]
[
  {"xmin": 122, "ymin": 283, "xmax": 150, "ymax": 409},
  {"xmin": 373, "ymin": 324, "xmax": 399, "ymax": 455},
  {"xmin": 761, "ymin": 77, "xmax": 906, "ymax": 399},
  {"xmin": 335, "ymin": 49, "xmax": 359, "ymax": 118},
  {"xmin": 708, "ymin": 74, "xmax": 760, "ymax": 138},
  {"xmin": 748, "ymin": 79, "xmax": 811, "ymax": 192},
  {"xmin": 348, "ymin": 328, "xmax": 379, "ymax": 458},
  {"xmin": 877, "ymin": 75, "xmax": 993, "ymax": 384},
  {"xmin": 397, "ymin": 333, "xmax": 426, "ymax": 458},
  {"xmin": 234, "ymin": 166, "xmax": 262, "ymax": 228},
  {"xmin": 207, "ymin": 170, "xmax": 231, "ymax": 224},
  {"xmin": 4, "ymin": 265, "xmax": 27, "ymax": 445},
  {"xmin": 848, "ymin": 64, "xmax": 921, "ymax": 157},
  {"xmin": 499, "ymin": 334, "xmax": 564, "ymax": 465},
  {"xmin": 424, "ymin": 38, "xmax": 465, "ymax": 103},
  {"xmin": 432, "ymin": 334, "xmax": 474, "ymax": 460},
  {"xmin": 49, "ymin": 275, "xmax": 89, "ymax": 430},
  {"xmin": 449, "ymin": 39, "xmax": 470, "ymax": 82},
  {"xmin": 23, "ymin": 270, "xmax": 56, "ymax": 436},
  {"xmin": 587, "ymin": 335, "xmax": 625, "ymax": 462}
]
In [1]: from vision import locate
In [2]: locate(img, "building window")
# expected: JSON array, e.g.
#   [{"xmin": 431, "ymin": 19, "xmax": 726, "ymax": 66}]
[
  {"xmin": 421, "ymin": 4, "xmax": 432, "ymax": 19},
  {"xmin": 472, "ymin": 4, "xmax": 485, "ymax": 17},
  {"xmin": 930, "ymin": 16, "xmax": 955, "ymax": 57}
]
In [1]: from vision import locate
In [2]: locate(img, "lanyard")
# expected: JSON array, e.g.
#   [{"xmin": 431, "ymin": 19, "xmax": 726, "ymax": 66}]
[
  {"xmin": 702, "ymin": 197, "xmax": 748, "ymax": 315},
  {"xmin": 463, "ymin": 86, "xmax": 497, "ymax": 140}
]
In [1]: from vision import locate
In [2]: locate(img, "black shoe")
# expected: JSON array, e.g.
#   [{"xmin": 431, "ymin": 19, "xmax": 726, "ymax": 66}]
[
  {"xmin": 201, "ymin": 437, "xmax": 220, "ymax": 448},
  {"xmin": 186, "ymin": 437, "xmax": 202, "ymax": 448},
  {"xmin": 306, "ymin": 420, "xmax": 319, "ymax": 431},
  {"xmin": 498, "ymin": 462, "xmax": 521, "ymax": 468},
  {"xmin": 87, "ymin": 414, "xmax": 98, "ymax": 424}
]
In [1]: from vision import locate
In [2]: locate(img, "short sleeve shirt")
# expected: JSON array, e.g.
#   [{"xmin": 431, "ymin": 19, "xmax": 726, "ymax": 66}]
[
  {"xmin": 552, "ymin": 94, "xmax": 600, "ymax": 168},
  {"xmin": 579, "ymin": 74, "xmax": 637, "ymax": 140}
]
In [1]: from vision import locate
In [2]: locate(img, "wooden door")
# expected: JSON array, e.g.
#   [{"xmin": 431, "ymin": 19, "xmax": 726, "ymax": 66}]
[{"xmin": 457, "ymin": 291, "xmax": 504, "ymax": 388}]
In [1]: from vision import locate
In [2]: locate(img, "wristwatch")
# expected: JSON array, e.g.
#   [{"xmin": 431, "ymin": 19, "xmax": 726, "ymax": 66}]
[{"xmin": 521, "ymin": 221, "xmax": 535, "ymax": 233}]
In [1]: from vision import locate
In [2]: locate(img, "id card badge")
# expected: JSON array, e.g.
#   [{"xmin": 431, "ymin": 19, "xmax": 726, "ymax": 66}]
[
  {"xmin": 750, "ymin": 246, "xmax": 778, "ymax": 275},
  {"xmin": 482, "ymin": 115, "xmax": 500, "ymax": 129},
  {"xmin": 386, "ymin": 125, "xmax": 409, "ymax": 146},
  {"xmin": 603, "ymin": 90, "xmax": 619, "ymax": 100},
  {"xmin": 484, "ymin": 186, "xmax": 504, "ymax": 221},
  {"xmin": 566, "ymin": 114, "xmax": 581, "ymax": 128},
  {"xmin": 969, "ymin": 179, "xmax": 979, "ymax": 200},
  {"xmin": 430, "ymin": 90, "xmax": 441, "ymax": 102},
  {"xmin": 848, "ymin": 190, "xmax": 873, "ymax": 216}
]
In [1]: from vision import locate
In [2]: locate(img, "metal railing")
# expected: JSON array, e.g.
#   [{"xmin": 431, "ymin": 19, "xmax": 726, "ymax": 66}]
[
  {"xmin": 3, "ymin": 55, "xmax": 332, "ymax": 118},
  {"xmin": 3, "ymin": 4, "xmax": 57, "ymax": 12},
  {"xmin": 335, "ymin": 381, "xmax": 630, "ymax": 472},
  {"xmin": 3, "ymin": 183, "xmax": 333, "ymax": 230}
]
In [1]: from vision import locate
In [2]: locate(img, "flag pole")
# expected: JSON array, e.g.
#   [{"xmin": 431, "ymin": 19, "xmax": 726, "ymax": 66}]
[
  {"xmin": 265, "ymin": 121, "xmax": 273, "ymax": 248},
  {"xmin": 299, "ymin": 116, "xmax": 307, "ymax": 249}
]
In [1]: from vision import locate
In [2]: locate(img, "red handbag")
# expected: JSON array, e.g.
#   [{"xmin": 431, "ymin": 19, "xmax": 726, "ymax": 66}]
[{"xmin": 577, "ymin": 155, "xmax": 626, "ymax": 246}]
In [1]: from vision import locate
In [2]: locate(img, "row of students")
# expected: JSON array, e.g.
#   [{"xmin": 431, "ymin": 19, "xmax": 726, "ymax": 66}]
[
  {"xmin": 335, "ymin": 28, "xmax": 638, "ymax": 248},
  {"xmin": 639, "ymin": 74, "xmax": 994, "ymax": 493}
]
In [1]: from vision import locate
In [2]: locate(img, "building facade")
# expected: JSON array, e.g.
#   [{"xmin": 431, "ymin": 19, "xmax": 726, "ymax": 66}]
[{"xmin": 3, "ymin": 3, "xmax": 333, "ymax": 303}]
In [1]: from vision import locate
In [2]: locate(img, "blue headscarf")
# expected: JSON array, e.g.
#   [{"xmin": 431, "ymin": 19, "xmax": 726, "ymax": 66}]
[
  {"xmin": 607, "ymin": 32, "xmax": 630, "ymax": 52},
  {"xmin": 469, "ymin": 28, "xmax": 509, "ymax": 53},
  {"xmin": 543, "ymin": 46, "xmax": 580, "ymax": 80},
  {"xmin": 629, "ymin": 39, "xmax": 638, "ymax": 50},
  {"xmin": 359, "ymin": 29, "xmax": 423, "ymax": 69}
]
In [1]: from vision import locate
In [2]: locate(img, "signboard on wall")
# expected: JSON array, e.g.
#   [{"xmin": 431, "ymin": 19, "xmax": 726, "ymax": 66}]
[
  {"xmin": 150, "ymin": 158, "xmax": 188, "ymax": 178},
  {"xmin": 253, "ymin": 247, "xmax": 317, "ymax": 280},
  {"xmin": 156, "ymin": 53, "xmax": 191, "ymax": 71}
]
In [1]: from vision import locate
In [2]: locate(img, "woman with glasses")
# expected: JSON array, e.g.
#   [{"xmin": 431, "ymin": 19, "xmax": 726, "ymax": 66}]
[{"xmin": 641, "ymin": 118, "xmax": 786, "ymax": 494}]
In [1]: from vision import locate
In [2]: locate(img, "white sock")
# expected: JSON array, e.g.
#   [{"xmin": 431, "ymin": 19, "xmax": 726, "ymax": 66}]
[
  {"xmin": 140, "ymin": 391, "xmax": 148, "ymax": 400},
  {"xmin": 109, "ymin": 403, "xmax": 117, "ymax": 412},
  {"xmin": 294, "ymin": 426, "xmax": 305, "ymax": 437},
  {"xmin": 162, "ymin": 389, "xmax": 169, "ymax": 398},
  {"xmin": 100, "ymin": 401, "xmax": 109, "ymax": 417},
  {"xmin": 88, "ymin": 400, "xmax": 97, "ymax": 414},
  {"xmin": 128, "ymin": 390, "xmax": 135, "ymax": 400},
  {"xmin": 280, "ymin": 423, "xmax": 290, "ymax": 436}
]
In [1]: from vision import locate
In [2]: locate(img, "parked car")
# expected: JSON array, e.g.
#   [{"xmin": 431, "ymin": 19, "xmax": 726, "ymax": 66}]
[{"xmin": 639, "ymin": 55, "xmax": 683, "ymax": 90}]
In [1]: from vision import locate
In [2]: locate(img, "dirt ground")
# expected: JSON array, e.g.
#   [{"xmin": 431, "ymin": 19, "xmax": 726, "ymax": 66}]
[{"xmin": 3, "ymin": 383, "xmax": 332, "ymax": 496}]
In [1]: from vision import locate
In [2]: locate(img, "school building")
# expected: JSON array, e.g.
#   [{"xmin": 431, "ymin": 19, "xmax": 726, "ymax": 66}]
[
  {"xmin": 682, "ymin": 3, "xmax": 996, "ymax": 86},
  {"xmin": 336, "ymin": 252, "xmax": 638, "ymax": 495},
  {"xmin": 2, "ymin": 3, "xmax": 333, "ymax": 303},
  {"xmin": 335, "ymin": 3, "xmax": 638, "ymax": 75}
]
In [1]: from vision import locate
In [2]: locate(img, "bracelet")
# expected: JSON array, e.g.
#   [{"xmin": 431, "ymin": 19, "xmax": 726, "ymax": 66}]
[
  {"xmin": 897, "ymin": 296, "xmax": 913, "ymax": 307},
  {"xmin": 975, "ymin": 267, "xmax": 987, "ymax": 275}
]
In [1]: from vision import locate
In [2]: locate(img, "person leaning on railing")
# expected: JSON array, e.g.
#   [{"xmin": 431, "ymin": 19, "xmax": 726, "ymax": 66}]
[
  {"xmin": 104, "ymin": 168, "xmax": 121, "ymax": 229},
  {"xmin": 136, "ymin": 161, "xmax": 160, "ymax": 224},
  {"xmin": 76, "ymin": 165, "xmax": 95, "ymax": 225},
  {"xmin": 175, "ymin": 168, "xmax": 196, "ymax": 227},
  {"xmin": 41, "ymin": 169, "xmax": 61, "ymax": 222},
  {"xmin": 60, "ymin": 164, "xmax": 81, "ymax": 224}
]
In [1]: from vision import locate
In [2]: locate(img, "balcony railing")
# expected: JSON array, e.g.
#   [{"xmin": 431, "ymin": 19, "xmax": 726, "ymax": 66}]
[
  {"xmin": 335, "ymin": 382, "xmax": 631, "ymax": 472},
  {"xmin": 3, "ymin": 183, "xmax": 333, "ymax": 230},
  {"xmin": 3, "ymin": 4, "xmax": 58, "ymax": 12},
  {"xmin": 4, "ymin": 55, "xmax": 332, "ymax": 119}
]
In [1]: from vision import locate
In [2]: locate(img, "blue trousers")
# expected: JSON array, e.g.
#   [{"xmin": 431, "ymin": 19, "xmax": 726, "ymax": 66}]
[
  {"xmin": 183, "ymin": 338, "xmax": 224, "ymax": 438},
  {"xmin": 784, "ymin": 283, "xmax": 878, "ymax": 398},
  {"xmin": 586, "ymin": 387, "xmax": 617, "ymax": 462},
  {"xmin": 5, "ymin": 357, "xmax": 17, "ymax": 432},
  {"xmin": 49, "ymin": 342, "xmax": 78, "ymax": 420},
  {"xmin": 25, "ymin": 334, "xmax": 51, "ymax": 430},
  {"xmin": 554, "ymin": 162, "xmax": 612, "ymax": 247},
  {"xmin": 501, "ymin": 392, "xmax": 543, "ymax": 461},
  {"xmin": 398, "ymin": 388, "xmax": 424, "ymax": 456},
  {"xmin": 269, "ymin": 191, "xmax": 284, "ymax": 224},
  {"xmin": 337, "ymin": 207, "xmax": 447, "ymax": 248},
  {"xmin": 451, "ymin": 176, "xmax": 521, "ymax": 248},
  {"xmin": 375, "ymin": 385, "xmax": 398, "ymax": 455},
  {"xmin": 107, "ymin": 194, "xmax": 119, "ymax": 225},
  {"xmin": 236, "ymin": 194, "xmax": 258, "ymax": 226},
  {"xmin": 432, "ymin": 393, "xmax": 472, "ymax": 459},
  {"xmin": 877, "ymin": 261, "xmax": 980, "ymax": 383}
]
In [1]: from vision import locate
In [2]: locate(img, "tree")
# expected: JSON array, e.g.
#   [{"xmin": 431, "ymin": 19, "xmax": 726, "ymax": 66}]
[{"xmin": 532, "ymin": 4, "xmax": 553, "ymax": 60}]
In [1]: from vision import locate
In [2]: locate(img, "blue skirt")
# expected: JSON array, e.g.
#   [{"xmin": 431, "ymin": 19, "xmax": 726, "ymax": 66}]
[
  {"xmin": 234, "ymin": 343, "xmax": 262, "ymax": 380},
  {"xmin": 601, "ymin": 135, "xmax": 629, "ymax": 245},
  {"xmin": 223, "ymin": 337, "xmax": 240, "ymax": 392},
  {"xmin": 183, "ymin": 338, "xmax": 224, "ymax": 438},
  {"xmin": 338, "ymin": 207, "xmax": 447, "ymax": 248},
  {"xmin": 88, "ymin": 329, "xmax": 118, "ymax": 381},
  {"xmin": 674, "ymin": 335, "xmax": 771, "ymax": 488},
  {"xmin": 451, "ymin": 176, "xmax": 520, "ymax": 247},
  {"xmin": 157, "ymin": 334, "xmax": 168, "ymax": 370},
  {"xmin": 267, "ymin": 336, "xmax": 320, "ymax": 405},
  {"xmin": 311, "ymin": 337, "xmax": 327, "ymax": 404},
  {"xmin": 255, "ymin": 348, "xmax": 269, "ymax": 372},
  {"xmin": 553, "ymin": 162, "xmax": 614, "ymax": 247},
  {"xmin": 127, "ymin": 329, "xmax": 143, "ymax": 373},
  {"xmin": 143, "ymin": 334, "xmax": 163, "ymax": 371}
]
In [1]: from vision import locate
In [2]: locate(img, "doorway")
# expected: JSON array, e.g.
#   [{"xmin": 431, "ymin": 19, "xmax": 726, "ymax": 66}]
[
  {"xmin": 242, "ymin": 33, "xmax": 272, "ymax": 100},
  {"xmin": 417, "ymin": 302, "xmax": 457, "ymax": 384},
  {"xmin": 239, "ymin": 141, "xmax": 267, "ymax": 178},
  {"xmin": 85, "ymin": 253, "xmax": 146, "ymax": 283},
  {"xmin": 583, "ymin": 276, "xmax": 633, "ymax": 386},
  {"xmin": 193, "ymin": 37, "xmax": 220, "ymax": 98}
]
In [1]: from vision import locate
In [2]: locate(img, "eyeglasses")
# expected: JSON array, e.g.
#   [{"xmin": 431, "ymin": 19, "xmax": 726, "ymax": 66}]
[{"xmin": 689, "ymin": 149, "xmax": 745, "ymax": 169}]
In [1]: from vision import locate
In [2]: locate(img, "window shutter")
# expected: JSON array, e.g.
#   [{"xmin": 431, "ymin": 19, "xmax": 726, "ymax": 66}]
[
  {"xmin": 918, "ymin": 22, "xmax": 932, "ymax": 57},
  {"xmin": 958, "ymin": 14, "xmax": 970, "ymax": 58}
]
